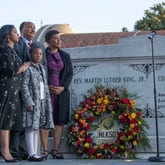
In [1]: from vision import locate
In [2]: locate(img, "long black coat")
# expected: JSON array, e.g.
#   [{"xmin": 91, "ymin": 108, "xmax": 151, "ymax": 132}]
[
  {"xmin": 0, "ymin": 46, "xmax": 23, "ymax": 130},
  {"xmin": 45, "ymin": 48, "xmax": 73, "ymax": 124}
]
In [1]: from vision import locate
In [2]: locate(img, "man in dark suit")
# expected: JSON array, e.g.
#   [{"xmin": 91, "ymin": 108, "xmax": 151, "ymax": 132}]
[
  {"xmin": 10, "ymin": 21, "xmax": 47, "ymax": 160},
  {"xmin": 15, "ymin": 21, "xmax": 47, "ymax": 66}
]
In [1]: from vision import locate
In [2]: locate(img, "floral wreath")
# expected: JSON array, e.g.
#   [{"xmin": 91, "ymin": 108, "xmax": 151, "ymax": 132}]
[{"xmin": 67, "ymin": 85, "xmax": 150, "ymax": 159}]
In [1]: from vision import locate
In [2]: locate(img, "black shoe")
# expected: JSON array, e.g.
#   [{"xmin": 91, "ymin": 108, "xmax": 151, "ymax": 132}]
[
  {"xmin": 41, "ymin": 149, "xmax": 49, "ymax": 160},
  {"xmin": 28, "ymin": 155, "xmax": 43, "ymax": 162},
  {"xmin": 11, "ymin": 153, "xmax": 28, "ymax": 161},
  {"xmin": 21, "ymin": 154, "xmax": 29, "ymax": 160},
  {"xmin": 0, "ymin": 152, "xmax": 17, "ymax": 163},
  {"xmin": 51, "ymin": 150, "xmax": 64, "ymax": 159}
]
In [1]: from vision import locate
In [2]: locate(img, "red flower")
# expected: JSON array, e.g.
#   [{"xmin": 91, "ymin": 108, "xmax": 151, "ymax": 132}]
[
  {"xmin": 120, "ymin": 116, "xmax": 127, "ymax": 124},
  {"xmin": 112, "ymin": 147, "xmax": 117, "ymax": 153},
  {"xmin": 77, "ymin": 140, "xmax": 82, "ymax": 146},
  {"xmin": 134, "ymin": 125, "xmax": 139, "ymax": 133},
  {"xmin": 86, "ymin": 137, "xmax": 93, "ymax": 143},
  {"xmin": 89, "ymin": 148, "xmax": 95, "ymax": 154},
  {"xmin": 137, "ymin": 111, "xmax": 142, "ymax": 117},
  {"xmin": 67, "ymin": 86, "xmax": 150, "ymax": 159},
  {"xmin": 78, "ymin": 113, "xmax": 82, "ymax": 118},
  {"xmin": 112, "ymin": 102, "xmax": 119, "ymax": 108},
  {"xmin": 118, "ymin": 132, "xmax": 124, "ymax": 140},
  {"xmin": 121, "ymin": 98, "xmax": 130, "ymax": 104},
  {"xmin": 126, "ymin": 130, "xmax": 133, "ymax": 136},
  {"xmin": 104, "ymin": 143, "xmax": 110, "ymax": 148},
  {"xmin": 86, "ymin": 97, "xmax": 91, "ymax": 105},
  {"xmin": 130, "ymin": 119, "xmax": 137, "ymax": 124},
  {"xmin": 89, "ymin": 116, "xmax": 94, "ymax": 122},
  {"xmin": 85, "ymin": 124, "xmax": 90, "ymax": 130}
]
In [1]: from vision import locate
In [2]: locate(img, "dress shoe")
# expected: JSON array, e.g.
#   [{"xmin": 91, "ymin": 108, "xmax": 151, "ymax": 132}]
[
  {"xmin": 0, "ymin": 152, "xmax": 17, "ymax": 163},
  {"xmin": 28, "ymin": 155, "xmax": 43, "ymax": 162}
]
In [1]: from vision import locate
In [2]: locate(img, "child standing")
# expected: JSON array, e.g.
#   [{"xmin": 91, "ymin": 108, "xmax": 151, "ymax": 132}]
[{"xmin": 21, "ymin": 44, "xmax": 54, "ymax": 161}]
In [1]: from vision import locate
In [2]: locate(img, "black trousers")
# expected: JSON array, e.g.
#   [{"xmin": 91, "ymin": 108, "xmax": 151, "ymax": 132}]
[{"xmin": 10, "ymin": 131, "xmax": 28, "ymax": 159}]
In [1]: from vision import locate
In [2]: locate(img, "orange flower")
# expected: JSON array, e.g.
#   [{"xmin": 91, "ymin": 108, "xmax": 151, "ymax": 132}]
[
  {"xmin": 130, "ymin": 123, "xmax": 135, "ymax": 128},
  {"xmin": 79, "ymin": 130, "xmax": 86, "ymax": 136},
  {"xmin": 129, "ymin": 100, "xmax": 136, "ymax": 108},
  {"xmin": 67, "ymin": 86, "xmax": 150, "ymax": 159},
  {"xmin": 73, "ymin": 126, "xmax": 79, "ymax": 132}
]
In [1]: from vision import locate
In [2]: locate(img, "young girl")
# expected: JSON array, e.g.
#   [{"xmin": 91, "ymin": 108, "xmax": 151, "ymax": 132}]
[{"xmin": 21, "ymin": 44, "xmax": 54, "ymax": 161}]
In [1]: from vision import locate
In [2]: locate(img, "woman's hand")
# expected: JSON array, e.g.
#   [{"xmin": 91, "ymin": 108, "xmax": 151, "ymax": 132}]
[
  {"xmin": 49, "ymin": 85, "xmax": 64, "ymax": 94},
  {"xmin": 17, "ymin": 62, "xmax": 30, "ymax": 74},
  {"xmin": 55, "ymin": 86, "xmax": 64, "ymax": 94}
]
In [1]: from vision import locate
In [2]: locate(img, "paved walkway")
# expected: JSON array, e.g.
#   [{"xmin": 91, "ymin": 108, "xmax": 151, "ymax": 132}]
[
  {"xmin": 1, "ymin": 159, "xmax": 165, "ymax": 165},
  {"xmin": 0, "ymin": 155, "xmax": 165, "ymax": 165},
  {"xmin": 1, "ymin": 155, "xmax": 165, "ymax": 165}
]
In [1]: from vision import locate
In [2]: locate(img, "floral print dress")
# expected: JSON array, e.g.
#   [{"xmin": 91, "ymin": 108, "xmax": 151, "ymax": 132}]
[{"xmin": 0, "ymin": 46, "xmax": 23, "ymax": 130}]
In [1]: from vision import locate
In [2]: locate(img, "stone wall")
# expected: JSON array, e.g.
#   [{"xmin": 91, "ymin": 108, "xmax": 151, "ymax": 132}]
[{"xmin": 49, "ymin": 35, "xmax": 165, "ymax": 155}]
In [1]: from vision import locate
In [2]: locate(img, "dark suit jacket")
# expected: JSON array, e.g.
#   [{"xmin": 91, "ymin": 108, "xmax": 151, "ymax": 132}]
[
  {"xmin": 14, "ymin": 37, "xmax": 48, "ymax": 75},
  {"xmin": 14, "ymin": 37, "xmax": 30, "ymax": 62}
]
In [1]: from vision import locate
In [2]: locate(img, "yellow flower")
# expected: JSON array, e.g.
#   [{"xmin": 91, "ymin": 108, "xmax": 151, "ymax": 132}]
[
  {"xmin": 77, "ymin": 149, "xmax": 83, "ymax": 153},
  {"xmin": 130, "ymin": 112, "xmax": 136, "ymax": 119},
  {"xmin": 133, "ymin": 140, "xmax": 137, "ymax": 146},
  {"xmin": 95, "ymin": 111, "xmax": 100, "ymax": 115},
  {"xmin": 96, "ymin": 153, "xmax": 102, "ymax": 157},
  {"xmin": 120, "ymin": 145, "xmax": 124, "ymax": 149},
  {"xmin": 93, "ymin": 145, "xmax": 98, "ymax": 149},
  {"xmin": 111, "ymin": 111, "xmax": 115, "ymax": 115},
  {"xmin": 138, "ymin": 121, "xmax": 141, "ymax": 125},
  {"xmin": 74, "ymin": 114, "xmax": 78, "ymax": 119},
  {"xmin": 67, "ymin": 86, "xmax": 150, "ymax": 159},
  {"xmin": 133, "ymin": 132, "xmax": 137, "ymax": 135},
  {"xmin": 104, "ymin": 95, "xmax": 108, "ymax": 99},
  {"xmin": 84, "ymin": 142, "xmax": 90, "ymax": 148},
  {"xmin": 103, "ymin": 99, "xmax": 109, "ymax": 105},
  {"xmin": 97, "ymin": 98, "xmax": 102, "ymax": 104},
  {"xmin": 128, "ymin": 136, "xmax": 132, "ymax": 140}
]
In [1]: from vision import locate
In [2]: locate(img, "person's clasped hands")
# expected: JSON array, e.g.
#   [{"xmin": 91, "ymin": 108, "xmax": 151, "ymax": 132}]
[{"xmin": 49, "ymin": 85, "xmax": 64, "ymax": 94}]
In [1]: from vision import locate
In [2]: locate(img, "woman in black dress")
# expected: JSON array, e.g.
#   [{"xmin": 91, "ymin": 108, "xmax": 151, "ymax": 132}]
[{"xmin": 0, "ymin": 25, "xmax": 29, "ymax": 162}]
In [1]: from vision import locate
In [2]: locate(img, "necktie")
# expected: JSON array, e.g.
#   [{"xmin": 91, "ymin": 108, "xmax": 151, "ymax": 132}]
[{"xmin": 28, "ymin": 42, "xmax": 32, "ymax": 48}]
